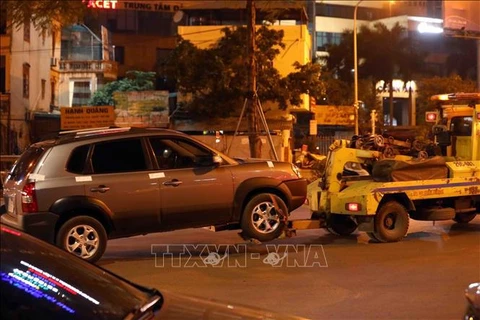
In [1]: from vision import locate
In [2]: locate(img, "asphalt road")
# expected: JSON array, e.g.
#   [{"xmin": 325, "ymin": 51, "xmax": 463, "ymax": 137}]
[{"xmin": 99, "ymin": 206, "xmax": 480, "ymax": 320}]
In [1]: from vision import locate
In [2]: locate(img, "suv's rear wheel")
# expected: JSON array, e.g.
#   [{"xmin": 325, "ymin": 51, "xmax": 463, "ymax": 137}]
[
  {"xmin": 56, "ymin": 216, "xmax": 107, "ymax": 263},
  {"xmin": 240, "ymin": 193, "xmax": 287, "ymax": 242}
]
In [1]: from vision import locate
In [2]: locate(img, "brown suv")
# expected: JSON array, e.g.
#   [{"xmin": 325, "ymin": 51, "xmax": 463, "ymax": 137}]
[{"xmin": 1, "ymin": 127, "xmax": 307, "ymax": 262}]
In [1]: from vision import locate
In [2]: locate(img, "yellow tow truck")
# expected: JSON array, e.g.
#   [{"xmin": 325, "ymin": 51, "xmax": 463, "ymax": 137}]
[{"xmin": 299, "ymin": 93, "xmax": 479, "ymax": 242}]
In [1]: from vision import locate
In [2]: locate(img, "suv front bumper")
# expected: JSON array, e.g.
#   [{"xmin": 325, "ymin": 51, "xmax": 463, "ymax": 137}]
[{"xmin": 1, "ymin": 212, "xmax": 58, "ymax": 243}]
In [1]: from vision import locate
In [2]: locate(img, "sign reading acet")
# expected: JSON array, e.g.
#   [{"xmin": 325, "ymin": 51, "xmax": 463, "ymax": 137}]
[
  {"xmin": 82, "ymin": 0, "xmax": 182, "ymax": 12},
  {"xmin": 60, "ymin": 106, "xmax": 115, "ymax": 130}
]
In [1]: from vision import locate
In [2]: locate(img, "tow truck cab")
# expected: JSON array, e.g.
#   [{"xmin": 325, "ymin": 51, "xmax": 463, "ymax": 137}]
[{"xmin": 431, "ymin": 93, "xmax": 480, "ymax": 161}]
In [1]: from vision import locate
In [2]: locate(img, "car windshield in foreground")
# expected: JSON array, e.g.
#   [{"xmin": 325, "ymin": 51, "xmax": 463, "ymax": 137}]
[{"xmin": 0, "ymin": 225, "xmax": 162, "ymax": 320}]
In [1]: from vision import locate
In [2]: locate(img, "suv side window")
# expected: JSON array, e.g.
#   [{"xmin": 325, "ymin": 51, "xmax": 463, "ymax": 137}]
[
  {"xmin": 66, "ymin": 144, "xmax": 90, "ymax": 174},
  {"xmin": 91, "ymin": 139, "xmax": 147, "ymax": 174},
  {"xmin": 149, "ymin": 137, "xmax": 212, "ymax": 170}
]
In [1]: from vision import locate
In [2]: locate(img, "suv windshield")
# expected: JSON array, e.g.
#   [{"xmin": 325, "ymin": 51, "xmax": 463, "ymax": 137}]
[{"xmin": 7, "ymin": 147, "xmax": 45, "ymax": 182}]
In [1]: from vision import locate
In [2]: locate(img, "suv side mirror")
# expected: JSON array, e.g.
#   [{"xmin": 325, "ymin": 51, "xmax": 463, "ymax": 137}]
[{"xmin": 194, "ymin": 155, "xmax": 223, "ymax": 167}]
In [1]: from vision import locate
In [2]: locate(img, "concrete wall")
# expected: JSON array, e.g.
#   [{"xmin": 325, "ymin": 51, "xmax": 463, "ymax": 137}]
[{"xmin": 112, "ymin": 33, "xmax": 176, "ymax": 77}]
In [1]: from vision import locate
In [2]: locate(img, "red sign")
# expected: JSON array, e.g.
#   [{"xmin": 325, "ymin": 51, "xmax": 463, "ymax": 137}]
[
  {"xmin": 83, "ymin": 0, "xmax": 118, "ymax": 9},
  {"xmin": 425, "ymin": 112, "xmax": 438, "ymax": 122}
]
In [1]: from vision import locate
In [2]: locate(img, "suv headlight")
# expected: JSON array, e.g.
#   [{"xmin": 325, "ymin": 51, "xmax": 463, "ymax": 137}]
[{"xmin": 291, "ymin": 163, "xmax": 302, "ymax": 178}]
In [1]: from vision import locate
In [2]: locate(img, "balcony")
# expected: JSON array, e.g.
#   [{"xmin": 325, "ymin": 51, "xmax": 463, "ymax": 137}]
[{"xmin": 58, "ymin": 60, "xmax": 118, "ymax": 80}]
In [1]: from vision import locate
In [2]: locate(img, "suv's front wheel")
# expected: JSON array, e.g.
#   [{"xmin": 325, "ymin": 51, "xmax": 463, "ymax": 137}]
[
  {"xmin": 56, "ymin": 216, "xmax": 107, "ymax": 263},
  {"xmin": 240, "ymin": 193, "xmax": 287, "ymax": 242}
]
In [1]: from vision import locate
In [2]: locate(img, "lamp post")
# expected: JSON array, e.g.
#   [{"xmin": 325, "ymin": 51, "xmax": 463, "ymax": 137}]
[{"xmin": 353, "ymin": 0, "xmax": 363, "ymax": 135}]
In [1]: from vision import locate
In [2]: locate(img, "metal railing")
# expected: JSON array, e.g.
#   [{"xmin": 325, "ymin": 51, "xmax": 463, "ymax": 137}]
[{"xmin": 58, "ymin": 60, "xmax": 118, "ymax": 74}]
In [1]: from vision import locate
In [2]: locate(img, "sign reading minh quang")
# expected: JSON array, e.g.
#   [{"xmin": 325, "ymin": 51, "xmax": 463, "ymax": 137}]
[{"xmin": 60, "ymin": 106, "xmax": 115, "ymax": 130}]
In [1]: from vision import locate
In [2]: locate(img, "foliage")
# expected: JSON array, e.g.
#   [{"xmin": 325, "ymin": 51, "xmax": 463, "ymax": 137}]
[
  {"xmin": 444, "ymin": 37, "xmax": 478, "ymax": 80},
  {"xmin": 159, "ymin": 26, "xmax": 324, "ymax": 119},
  {"xmin": 5, "ymin": 0, "xmax": 87, "ymax": 31},
  {"xmin": 415, "ymin": 75, "xmax": 478, "ymax": 123},
  {"xmin": 358, "ymin": 22, "xmax": 424, "ymax": 84},
  {"xmin": 316, "ymin": 70, "xmax": 352, "ymax": 106},
  {"xmin": 324, "ymin": 22, "xmax": 424, "ymax": 127},
  {"xmin": 89, "ymin": 71, "xmax": 156, "ymax": 106}
]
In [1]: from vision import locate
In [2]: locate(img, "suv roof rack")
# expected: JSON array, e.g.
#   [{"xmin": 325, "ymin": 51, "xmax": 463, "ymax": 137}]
[
  {"xmin": 56, "ymin": 126, "xmax": 132, "ymax": 143},
  {"xmin": 59, "ymin": 126, "xmax": 131, "ymax": 135}
]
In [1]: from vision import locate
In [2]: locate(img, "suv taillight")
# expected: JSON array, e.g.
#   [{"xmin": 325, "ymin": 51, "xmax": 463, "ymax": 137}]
[{"xmin": 21, "ymin": 182, "xmax": 38, "ymax": 213}]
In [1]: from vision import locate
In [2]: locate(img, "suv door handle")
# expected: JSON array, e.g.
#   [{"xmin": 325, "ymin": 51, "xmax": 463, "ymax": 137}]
[
  {"xmin": 163, "ymin": 179, "xmax": 182, "ymax": 187},
  {"xmin": 90, "ymin": 185, "xmax": 110, "ymax": 193}
]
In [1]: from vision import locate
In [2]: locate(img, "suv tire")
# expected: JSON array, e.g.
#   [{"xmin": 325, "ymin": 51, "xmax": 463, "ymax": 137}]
[
  {"xmin": 56, "ymin": 216, "xmax": 107, "ymax": 263},
  {"xmin": 240, "ymin": 193, "xmax": 287, "ymax": 242}
]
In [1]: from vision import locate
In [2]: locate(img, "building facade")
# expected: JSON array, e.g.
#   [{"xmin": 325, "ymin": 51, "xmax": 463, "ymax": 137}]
[
  {"xmin": 1, "ymin": 18, "xmax": 55, "ymax": 154},
  {"xmin": 0, "ymin": 15, "xmax": 118, "ymax": 154},
  {"xmin": 312, "ymin": 0, "xmax": 476, "ymax": 127}
]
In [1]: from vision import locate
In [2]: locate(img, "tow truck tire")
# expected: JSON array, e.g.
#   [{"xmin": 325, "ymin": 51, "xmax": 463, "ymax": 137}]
[
  {"xmin": 240, "ymin": 193, "xmax": 287, "ymax": 242},
  {"xmin": 327, "ymin": 214, "xmax": 358, "ymax": 236},
  {"xmin": 374, "ymin": 201, "xmax": 409, "ymax": 242},
  {"xmin": 453, "ymin": 212, "xmax": 477, "ymax": 224}
]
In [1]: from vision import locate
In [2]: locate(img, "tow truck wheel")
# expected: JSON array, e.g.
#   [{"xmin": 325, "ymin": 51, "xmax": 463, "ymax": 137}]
[
  {"xmin": 327, "ymin": 214, "xmax": 358, "ymax": 236},
  {"xmin": 374, "ymin": 201, "xmax": 409, "ymax": 242},
  {"xmin": 453, "ymin": 212, "xmax": 477, "ymax": 224}
]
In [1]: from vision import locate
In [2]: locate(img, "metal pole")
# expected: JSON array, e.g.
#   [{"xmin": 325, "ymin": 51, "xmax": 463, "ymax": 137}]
[
  {"xmin": 227, "ymin": 98, "xmax": 248, "ymax": 156},
  {"xmin": 247, "ymin": 0, "xmax": 260, "ymax": 158},
  {"xmin": 353, "ymin": 0, "xmax": 363, "ymax": 136},
  {"xmin": 256, "ymin": 97, "xmax": 279, "ymax": 160},
  {"xmin": 477, "ymin": 39, "xmax": 480, "ymax": 92}
]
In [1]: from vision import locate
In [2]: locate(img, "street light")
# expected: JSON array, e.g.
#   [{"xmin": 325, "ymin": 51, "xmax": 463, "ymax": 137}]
[{"xmin": 353, "ymin": 0, "xmax": 363, "ymax": 135}]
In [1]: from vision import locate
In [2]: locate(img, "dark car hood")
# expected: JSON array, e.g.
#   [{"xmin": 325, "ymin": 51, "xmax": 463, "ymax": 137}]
[{"xmin": 155, "ymin": 289, "xmax": 309, "ymax": 320}]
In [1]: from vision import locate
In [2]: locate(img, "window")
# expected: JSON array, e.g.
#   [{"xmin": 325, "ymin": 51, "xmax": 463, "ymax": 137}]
[
  {"xmin": 115, "ymin": 10, "xmax": 136, "ymax": 32},
  {"xmin": 0, "ymin": 55, "xmax": 5, "ymax": 93},
  {"xmin": 51, "ymin": 31, "xmax": 56, "ymax": 56},
  {"xmin": 41, "ymin": 79, "xmax": 46, "ymax": 100},
  {"xmin": 24, "ymin": 18, "xmax": 30, "ymax": 42},
  {"xmin": 114, "ymin": 46, "xmax": 125, "ymax": 64},
  {"xmin": 138, "ymin": 11, "xmax": 173, "ymax": 36},
  {"xmin": 66, "ymin": 145, "xmax": 90, "ymax": 174},
  {"xmin": 50, "ymin": 80, "xmax": 56, "ymax": 106},
  {"xmin": 0, "ymin": 7, "xmax": 6, "ymax": 34},
  {"xmin": 71, "ymin": 81, "xmax": 91, "ymax": 107},
  {"xmin": 316, "ymin": 32, "xmax": 342, "ymax": 50},
  {"xmin": 92, "ymin": 139, "xmax": 147, "ymax": 174},
  {"xmin": 149, "ymin": 137, "xmax": 212, "ymax": 170},
  {"xmin": 23, "ymin": 63, "xmax": 30, "ymax": 98},
  {"xmin": 451, "ymin": 117, "xmax": 472, "ymax": 136}
]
